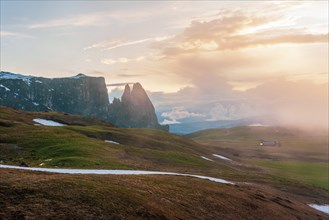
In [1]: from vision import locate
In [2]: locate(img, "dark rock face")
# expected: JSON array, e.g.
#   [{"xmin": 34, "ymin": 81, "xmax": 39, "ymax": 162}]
[
  {"xmin": 0, "ymin": 72, "xmax": 109, "ymax": 120},
  {"xmin": 0, "ymin": 72, "xmax": 167, "ymax": 131},
  {"xmin": 109, "ymin": 83, "xmax": 168, "ymax": 131}
]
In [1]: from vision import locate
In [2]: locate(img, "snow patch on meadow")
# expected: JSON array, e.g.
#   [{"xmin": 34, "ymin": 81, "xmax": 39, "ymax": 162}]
[
  {"xmin": 213, "ymin": 154, "xmax": 232, "ymax": 161},
  {"xmin": 33, "ymin": 118, "xmax": 66, "ymax": 126},
  {"xmin": 309, "ymin": 204, "xmax": 329, "ymax": 215},
  {"xmin": 201, "ymin": 156, "xmax": 213, "ymax": 161},
  {"xmin": 105, "ymin": 140, "xmax": 120, "ymax": 145},
  {"xmin": 0, "ymin": 164, "xmax": 233, "ymax": 185}
]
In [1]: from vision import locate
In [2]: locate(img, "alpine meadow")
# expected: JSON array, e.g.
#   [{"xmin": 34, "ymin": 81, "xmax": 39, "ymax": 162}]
[{"xmin": 0, "ymin": 1, "xmax": 328, "ymax": 219}]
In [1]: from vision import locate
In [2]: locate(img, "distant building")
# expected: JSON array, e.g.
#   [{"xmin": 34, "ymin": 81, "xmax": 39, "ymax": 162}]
[{"xmin": 259, "ymin": 139, "xmax": 280, "ymax": 146}]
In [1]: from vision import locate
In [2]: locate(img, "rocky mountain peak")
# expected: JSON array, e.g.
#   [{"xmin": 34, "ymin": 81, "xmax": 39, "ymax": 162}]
[
  {"xmin": 109, "ymin": 82, "xmax": 168, "ymax": 131},
  {"xmin": 0, "ymin": 72, "xmax": 168, "ymax": 131},
  {"xmin": 72, "ymin": 73, "xmax": 87, "ymax": 79},
  {"xmin": 121, "ymin": 84, "xmax": 131, "ymax": 103},
  {"xmin": 131, "ymin": 83, "xmax": 149, "ymax": 101}
]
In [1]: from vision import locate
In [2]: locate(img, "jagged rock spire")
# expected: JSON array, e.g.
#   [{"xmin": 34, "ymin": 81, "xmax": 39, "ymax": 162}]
[{"xmin": 121, "ymin": 84, "xmax": 131, "ymax": 103}]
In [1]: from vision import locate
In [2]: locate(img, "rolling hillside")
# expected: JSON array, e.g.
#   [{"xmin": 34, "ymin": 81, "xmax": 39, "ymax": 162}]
[
  {"xmin": 186, "ymin": 126, "xmax": 329, "ymax": 190},
  {"xmin": 0, "ymin": 106, "xmax": 233, "ymax": 175},
  {"xmin": 0, "ymin": 106, "xmax": 328, "ymax": 219}
]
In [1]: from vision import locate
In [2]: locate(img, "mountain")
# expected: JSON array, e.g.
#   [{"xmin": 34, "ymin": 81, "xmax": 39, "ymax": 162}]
[
  {"xmin": 0, "ymin": 71, "xmax": 167, "ymax": 130},
  {"xmin": 0, "ymin": 106, "xmax": 211, "ymax": 170},
  {"xmin": 168, "ymin": 119, "xmax": 250, "ymax": 134},
  {"xmin": 109, "ymin": 83, "xmax": 169, "ymax": 130},
  {"xmin": 168, "ymin": 116, "xmax": 275, "ymax": 134}
]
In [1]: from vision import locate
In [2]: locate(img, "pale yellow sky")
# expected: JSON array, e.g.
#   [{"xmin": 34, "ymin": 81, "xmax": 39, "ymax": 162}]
[
  {"xmin": 1, "ymin": 1, "xmax": 328, "ymax": 129},
  {"xmin": 1, "ymin": 1, "xmax": 328, "ymax": 93}
]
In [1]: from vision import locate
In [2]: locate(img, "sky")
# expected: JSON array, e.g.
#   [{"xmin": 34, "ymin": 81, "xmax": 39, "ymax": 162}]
[{"xmin": 1, "ymin": 1, "xmax": 328, "ymax": 129}]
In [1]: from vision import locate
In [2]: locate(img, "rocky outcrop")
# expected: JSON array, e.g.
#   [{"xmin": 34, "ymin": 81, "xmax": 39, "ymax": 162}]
[
  {"xmin": 0, "ymin": 71, "xmax": 167, "ymax": 131},
  {"xmin": 109, "ymin": 83, "xmax": 168, "ymax": 131},
  {"xmin": 0, "ymin": 72, "xmax": 109, "ymax": 120}
]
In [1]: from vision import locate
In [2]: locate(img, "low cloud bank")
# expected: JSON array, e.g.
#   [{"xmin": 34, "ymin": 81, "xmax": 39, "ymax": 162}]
[{"xmin": 149, "ymin": 79, "xmax": 328, "ymax": 131}]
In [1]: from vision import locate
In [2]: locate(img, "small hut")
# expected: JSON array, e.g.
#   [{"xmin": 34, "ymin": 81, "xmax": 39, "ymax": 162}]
[{"xmin": 259, "ymin": 139, "xmax": 280, "ymax": 146}]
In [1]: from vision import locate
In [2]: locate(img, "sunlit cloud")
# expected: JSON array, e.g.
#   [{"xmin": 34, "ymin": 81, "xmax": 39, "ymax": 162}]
[
  {"xmin": 160, "ymin": 107, "xmax": 205, "ymax": 125},
  {"xmin": 0, "ymin": 31, "xmax": 30, "ymax": 38},
  {"xmin": 101, "ymin": 59, "xmax": 116, "ymax": 65},
  {"xmin": 101, "ymin": 56, "xmax": 146, "ymax": 65},
  {"xmin": 1, "ymin": 31, "xmax": 19, "ymax": 36},
  {"xmin": 161, "ymin": 11, "xmax": 328, "ymax": 56},
  {"xmin": 149, "ymin": 79, "xmax": 329, "ymax": 130},
  {"xmin": 2, "ymin": 0, "xmax": 328, "ymax": 130},
  {"xmin": 84, "ymin": 36, "xmax": 173, "ymax": 51},
  {"xmin": 286, "ymin": 72, "xmax": 329, "ymax": 84},
  {"xmin": 161, "ymin": 107, "xmax": 204, "ymax": 121},
  {"xmin": 107, "ymin": 82, "xmax": 135, "ymax": 87},
  {"xmin": 116, "ymin": 73, "xmax": 145, "ymax": 78},
  {"xmin": 247, "ymin": 80, "xmax": 328, "ymax": 129},
  {"xmin": 27, "ymin": 13, "xmax": 109, "ymax": 29},
  {"xmin": 161, "ymin": 119, "xmax": 181, "ymax": 125},
  {"xmin": 26, "ymin": 8, "xmax": 163, "ymax": 29}
]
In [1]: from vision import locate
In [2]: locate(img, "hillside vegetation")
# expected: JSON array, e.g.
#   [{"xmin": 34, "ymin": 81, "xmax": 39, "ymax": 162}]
[
  {"xmin": 2, "ymin": 168, "xmax": 327, "ymax": 220},
  {"xmin": 1, "ymin": 106, "xmax": 328, "ymax": 219},
  {"xmin": 186, "ymin": 126, "xmax": 329, "ymax": 190},
  {"xmin": 0, "ymin": 106, "xmax": 232, "ymax": 175}
]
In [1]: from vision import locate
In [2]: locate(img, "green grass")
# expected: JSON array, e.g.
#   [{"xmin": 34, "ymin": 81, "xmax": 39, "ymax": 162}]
[
  {"xmin": 1, "ymin": 106, "xmax": 327, "ymax": 192},
  {"xmin": 253, "ymin": 160, "xmax": 329, "ymax": 190},
  {"xmin": 0, "ymin": 106, "xmax": 219, "ymax": 172},
  {"xmin": 124, "ymin": 147, "xmax": 210, "ymax": 167},
  {"xmin": 0, "ymin": 123, "xmax": 128, "ymax": 168},
  {"xmin": 1, "ymin": 106, "xmax": 329, "ymax": 217}
]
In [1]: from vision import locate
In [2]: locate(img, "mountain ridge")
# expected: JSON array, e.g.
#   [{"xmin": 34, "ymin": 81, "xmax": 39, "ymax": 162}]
[{"xmin": 0, "ymin": 71, "xmax": 167, "ymax": 131}]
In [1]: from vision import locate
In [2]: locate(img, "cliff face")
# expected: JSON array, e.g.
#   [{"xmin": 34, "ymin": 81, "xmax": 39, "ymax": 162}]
[
  {"xmin": 0, "ymin": 72, "xmax": 109, "ymax": 120},
  {"xmin": 0, "ymin": 72, "xmax": 168, "ymax": 131},
  {"xmin": 109, "ymin": 83, "xmax": 168, "ymax": 131}
]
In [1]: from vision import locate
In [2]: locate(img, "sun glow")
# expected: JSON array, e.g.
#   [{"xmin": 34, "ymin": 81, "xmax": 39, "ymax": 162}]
[{"xmin": 238, "ymin": 18, "xmax": 296, "ymax": 35}]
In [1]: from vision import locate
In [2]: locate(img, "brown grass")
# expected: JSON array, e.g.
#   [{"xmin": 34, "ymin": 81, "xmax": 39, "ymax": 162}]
[{"xmin": 0, "ymin": 169, "xmax": 327, "ymax": 220}]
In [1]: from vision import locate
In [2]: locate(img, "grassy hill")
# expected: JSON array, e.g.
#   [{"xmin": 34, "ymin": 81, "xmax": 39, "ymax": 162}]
[
  {"xmin": 2, "ymin": 168, "xmax": 327, "ymax": 220},
  {"xmin": 0, "ymin": 106, "xmax": 234, "ymax": 175},
  {"xmin": 1, "ymin": 106, "xmax": 328, "ymax": 219},
  {"xmin": 186, "ymin": 126, "xmax": 329, "ymax": 190}
]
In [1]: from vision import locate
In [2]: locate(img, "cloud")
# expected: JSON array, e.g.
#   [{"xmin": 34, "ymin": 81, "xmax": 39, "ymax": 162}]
[
  {"xmin": 154, "ymin": 11, "xmax": 328, "ymax": 95},
  {"xmin": 162, "ymin": 52, "xmax": 258, "ymax": 99},
  {"xmin": 161, "ymin": 107, "xmax": 204, "ymax": 122},
  {"xmin": 149, "ymin": 78, "xmax": 328, "ymax": 130},
  {"xmin": 107, "ymin": 82, "xmax": 135, "ymax": 87},
  {"xmin": 160, "ymin": 11, "xmax": 328, "ymax": 56},
  {"xmin": 0, "ymin": 31, "xmax": 19, "ymax": 36},
  {"xmin": 84, "ymin": 35, "xmax": 173, "ymax": 51},
  {"xmin": 86, "ymin": 39, "xmax": 150, "ymax": 51},
  {"xmin": 26, "ymin": 9, "xmax": 163, "ymax": 29},
  {"xmin": 116, "ymin": 73, "xmax": 145, "ymax": 78},
  {"xmin": 205, "ymin": 102, "xmax": 261, "ymax": 121},
  {"xmin": 161, "ymin": 119, "xmax": 181, "ymax": 125},
  {"xmin": 247, "ymin": 80, "xmax": 328, "ymax": 130},
  {"xmin": 101, "ymin": 56, "xmax": 146, "ymax": 65},
  {"xmin": 101, "ymin": 59, "xmax": 117, "ymax": 65},
  {"xmin": 0, "ymin": 31, "xmax": 30, "ymax": 38},
  {"xmin": 27, "ymin": 13, "xmax": 109, "ymax": 29}
]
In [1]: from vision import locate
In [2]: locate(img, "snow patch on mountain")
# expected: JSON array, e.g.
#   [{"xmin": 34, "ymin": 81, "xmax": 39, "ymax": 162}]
[
  {"xmin": 0, "ymin": 71, "xmax": 32, "ymax": 85},
  {"xmin": 0, "ymin": 84, "xmax": 10, "ymax": 91}
]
